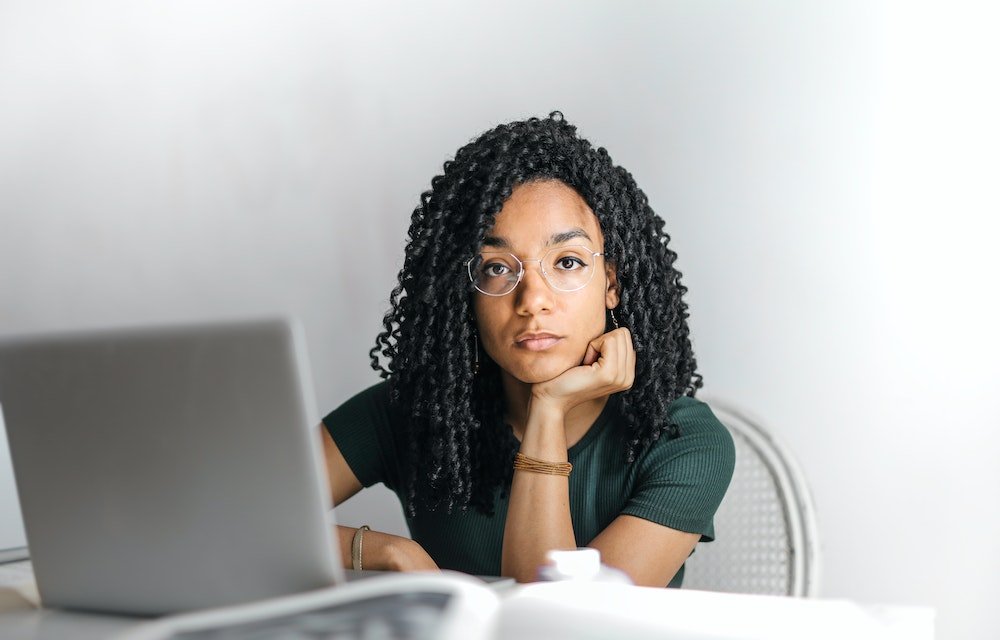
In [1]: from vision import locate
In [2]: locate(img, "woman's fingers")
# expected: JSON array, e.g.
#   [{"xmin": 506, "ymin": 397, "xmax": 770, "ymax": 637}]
[
  {"xmin": 616, "ymin": 327, "xmax": 633, "ymax": 390},
  {"xmin": 588, "ymin": 328, "xmax": 634, "ymax": 392},
  {"xmin": 534, "ymin": 327, "xmax": 636, "ymax": 412},
  {"xmin": 582, "ymin": 338, "xmax": 602, "ymax": 366}
]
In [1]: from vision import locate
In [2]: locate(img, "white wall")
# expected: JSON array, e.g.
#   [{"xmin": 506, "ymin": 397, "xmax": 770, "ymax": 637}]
[{"xmin": 1, "ymin": 1, "xmax": 996, "ymax": 638}]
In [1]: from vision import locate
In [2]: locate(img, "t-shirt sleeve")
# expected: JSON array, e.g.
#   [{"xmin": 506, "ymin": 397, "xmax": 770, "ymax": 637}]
[
  {"xmin": 321, "ymin": 381, "xmax": 403, "ymax": 492},
  {"xmin": 621, "ymin": 396, "xmax": 736, "ymax": 542}
]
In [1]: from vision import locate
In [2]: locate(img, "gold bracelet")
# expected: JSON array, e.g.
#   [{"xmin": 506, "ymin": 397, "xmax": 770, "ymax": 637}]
[
  {"xmin": 513, "ymin": 452, "xmax": 572, "ymax": 477},
  {"xmin": 351, "ymin": 525, "xmax": 371, "ymax": 571}
]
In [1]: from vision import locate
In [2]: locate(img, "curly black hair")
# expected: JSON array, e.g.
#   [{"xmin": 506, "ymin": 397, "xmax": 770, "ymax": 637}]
[{"xmin": 370, "ymin": 112, "xmax": 701, "ymax": 516}]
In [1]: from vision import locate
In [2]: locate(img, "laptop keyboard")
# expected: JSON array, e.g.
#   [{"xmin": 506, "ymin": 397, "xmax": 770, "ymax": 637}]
[{"xmin": 170, "ymin": 591, "xmax": 453, "ymax": 640}]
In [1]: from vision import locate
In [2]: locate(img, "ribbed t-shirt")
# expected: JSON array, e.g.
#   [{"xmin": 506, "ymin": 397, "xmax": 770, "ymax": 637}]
[{"xmin": 323, "ymin": 381, "xmax": 735, "ymax": 587}]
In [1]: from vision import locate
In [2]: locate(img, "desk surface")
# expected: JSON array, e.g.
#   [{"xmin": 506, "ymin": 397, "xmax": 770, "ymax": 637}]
[{"xmin": 0, "ymin": 561, "xmax": 934, "ymax": 640}]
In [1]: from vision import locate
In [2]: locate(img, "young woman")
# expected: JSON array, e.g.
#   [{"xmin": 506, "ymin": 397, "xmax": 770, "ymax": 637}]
[{"xmin": 321, "ymin": 112, "xmax": 735, "ymax": 588}]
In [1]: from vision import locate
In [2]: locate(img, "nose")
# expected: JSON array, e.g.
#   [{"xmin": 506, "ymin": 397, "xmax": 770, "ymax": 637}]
[{"xmin": 514, "ymin": 260, "xmax": 554, "ymax": 316}]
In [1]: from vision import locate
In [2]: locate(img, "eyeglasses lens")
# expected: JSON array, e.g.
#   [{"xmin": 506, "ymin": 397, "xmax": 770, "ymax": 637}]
[{"xmin": 469, "ymin": 246, "xmax": 595, "ymax": 296}]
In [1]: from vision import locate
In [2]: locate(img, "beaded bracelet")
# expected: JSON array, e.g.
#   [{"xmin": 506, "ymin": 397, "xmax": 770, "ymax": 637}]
[
  {"xmin": 513, "ymin": 452, "xmax": 573, "ymax": 476},
  {"xmin": 351, "ymin": 525, "xmax": 371, "ymax": 571}
]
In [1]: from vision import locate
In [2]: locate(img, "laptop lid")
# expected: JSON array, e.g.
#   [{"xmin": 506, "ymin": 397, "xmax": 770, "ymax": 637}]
[
  {"xmin": 0, "ymin": 407, "xmax": 29, "ymax": 564},
  {"xmin": 0, "ymin": 318, "xmax": 343, "ymax": 615}
]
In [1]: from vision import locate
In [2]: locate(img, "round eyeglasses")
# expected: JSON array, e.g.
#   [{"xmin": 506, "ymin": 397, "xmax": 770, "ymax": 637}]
[{"xmin": 465, "ymin": 245, "xmax": 605, "ymax": 297}]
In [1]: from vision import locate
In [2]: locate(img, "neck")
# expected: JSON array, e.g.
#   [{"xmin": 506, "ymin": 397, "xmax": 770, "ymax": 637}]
[{"xmin": 500, "ymin": 370, "xmax": 610, "ymax": 448}]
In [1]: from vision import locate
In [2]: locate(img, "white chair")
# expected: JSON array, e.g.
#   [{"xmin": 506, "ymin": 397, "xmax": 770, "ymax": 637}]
[{"xmin": 683, "ymin": 398, "xmax": 821, "ymax": 597}]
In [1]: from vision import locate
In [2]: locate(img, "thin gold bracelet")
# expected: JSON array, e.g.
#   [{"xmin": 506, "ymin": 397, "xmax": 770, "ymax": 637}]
[
  {"xmin": 513, "ymin": 452, "xmax": 572, "ymax": 476},
  {"xmin": 351, "ymin": 525, "xmax": 371, "ymax": 571}
]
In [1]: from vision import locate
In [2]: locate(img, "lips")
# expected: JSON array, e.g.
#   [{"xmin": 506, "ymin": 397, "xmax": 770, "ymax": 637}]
[{"xmin": 514, "ymin": 332, "xmax": 563, "ymax": 352}]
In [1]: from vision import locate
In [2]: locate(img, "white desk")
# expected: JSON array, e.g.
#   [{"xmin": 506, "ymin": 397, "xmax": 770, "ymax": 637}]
[{"xmin": 0, "ymin": 561, "xmax": 934, "ymax": 640}]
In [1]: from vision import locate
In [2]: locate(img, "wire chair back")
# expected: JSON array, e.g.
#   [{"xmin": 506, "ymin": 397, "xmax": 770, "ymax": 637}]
[{"xmin": 683, "ymin": 399, "xmax": 821, "ymax": 597}]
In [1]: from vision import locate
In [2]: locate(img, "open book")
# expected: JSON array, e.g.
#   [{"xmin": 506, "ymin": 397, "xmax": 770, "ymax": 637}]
[{"xmin": 110, "ymin": 570, "xmax": 932, "ymax": 640}]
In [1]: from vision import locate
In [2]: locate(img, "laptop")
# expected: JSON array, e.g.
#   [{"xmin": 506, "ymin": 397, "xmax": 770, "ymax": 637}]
[
  {"xmin": 0, "ymin": 407, "xmax": 29, "ymax": 565},
  {"xmin": 0, "ymin": 318, "xmax": 499, "ymax": 637}
]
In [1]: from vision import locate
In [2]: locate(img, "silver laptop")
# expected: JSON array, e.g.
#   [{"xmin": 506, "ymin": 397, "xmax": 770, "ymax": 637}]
[
  {"xmin": 0, "ymin": 318, "xmax": 343, "ymax": 615},
  {"xmin": 0, "ymin": 406, "xmax": 29, "ymax": 564}
]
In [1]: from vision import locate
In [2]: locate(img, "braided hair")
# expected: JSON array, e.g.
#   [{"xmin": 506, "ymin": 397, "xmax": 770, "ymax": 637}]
[{"xmin": 370, "ymin": 112, "xmax": 701, "ymax": 515}]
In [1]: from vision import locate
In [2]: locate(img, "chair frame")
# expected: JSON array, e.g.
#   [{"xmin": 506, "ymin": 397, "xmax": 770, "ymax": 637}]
[{"xmin": 699, "ymin": 396, "xmax": 822, "ymax": 597}]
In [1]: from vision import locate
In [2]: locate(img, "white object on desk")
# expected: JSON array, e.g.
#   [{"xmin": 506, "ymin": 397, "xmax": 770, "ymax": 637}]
[
  {"xmin": 539, "ymin": 548, "xmax": 632, "ymax": 584},
  {"xmin": 498, "ymin": 581, "xmax": 934, "ymax": 640}
]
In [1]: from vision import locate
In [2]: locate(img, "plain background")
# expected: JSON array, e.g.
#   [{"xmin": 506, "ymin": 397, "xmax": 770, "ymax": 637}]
[{"xmin": 1, "ymin": 1, "xmax": 997, "ymax": 638}]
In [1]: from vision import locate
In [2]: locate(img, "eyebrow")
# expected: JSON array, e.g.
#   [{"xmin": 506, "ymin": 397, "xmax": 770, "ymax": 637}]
[{"xmin": 482, "ymin": 227, "xmax": 593, "ymax": 250}]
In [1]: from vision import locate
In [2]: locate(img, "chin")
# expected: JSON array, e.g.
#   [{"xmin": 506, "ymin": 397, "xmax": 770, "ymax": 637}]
[{"xmin": 507, "ymin": 355, "xmax": 579, "ymax": 384}]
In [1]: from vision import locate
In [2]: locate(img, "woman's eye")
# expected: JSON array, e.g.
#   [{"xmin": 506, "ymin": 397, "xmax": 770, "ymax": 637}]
[
  {"xmin": 483, "ymin": 263, "xmax": 511, "ymax": 277},
  {"xmin": 555, "ymin": 256, "xmax": 585, "ymax": 270}
]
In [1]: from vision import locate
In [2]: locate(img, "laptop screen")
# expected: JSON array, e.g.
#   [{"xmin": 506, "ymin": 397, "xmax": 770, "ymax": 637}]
[{"xmin": 0, "ymin": 318, "xmax": 342, "ymax": 614}]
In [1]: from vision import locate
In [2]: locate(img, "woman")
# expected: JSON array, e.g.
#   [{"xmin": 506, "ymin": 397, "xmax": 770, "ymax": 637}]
[{"xmin": 321, "ymin": 112, "xmax": 735, "ymax": 587}]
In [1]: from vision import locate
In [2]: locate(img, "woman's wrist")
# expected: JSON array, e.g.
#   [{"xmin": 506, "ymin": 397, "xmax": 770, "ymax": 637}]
[
  {"xmin": 360, "ymin": 530, "xmax": 398, "ymax": 571},
  {"xmin": 522, "ymin": 395, "xmax": 569, "ymax": 456},
  {"xmin": 526, "ymin": 391, "xmax": 569, "ymax": 425},
  {"xmin": 528, "ymin": 386, "xmax": 568, "ymax": 415}
]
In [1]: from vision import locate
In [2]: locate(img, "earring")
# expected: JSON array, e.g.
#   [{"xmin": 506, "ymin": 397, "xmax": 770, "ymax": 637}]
[
  {"xmin": 472, "ymin": 328, "xmax": 480, "ymax": 375},
  {"xmin": 609, "ymin": 308, "xmax": 620, "ymax": 330}
]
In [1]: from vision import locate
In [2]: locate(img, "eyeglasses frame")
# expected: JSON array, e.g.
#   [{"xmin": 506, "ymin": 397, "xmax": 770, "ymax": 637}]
[{"xmin": 464, "ymin": 244, "xmax": 606, "ymax": 297}]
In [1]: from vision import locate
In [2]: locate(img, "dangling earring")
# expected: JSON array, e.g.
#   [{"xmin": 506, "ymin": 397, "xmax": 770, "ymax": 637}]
[
  {"xmin": 472, "ymin": 328, "xmax": 480, "ymax": 375},
  {"xmin": 609, "ymin": 308, "xmax": 620, "ymax": 330}
]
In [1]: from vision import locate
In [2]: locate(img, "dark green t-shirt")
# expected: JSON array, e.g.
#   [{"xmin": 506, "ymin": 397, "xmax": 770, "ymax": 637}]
[{"xmin": 323, "ymin": 381, "xmax": 735, "ymax": 587}]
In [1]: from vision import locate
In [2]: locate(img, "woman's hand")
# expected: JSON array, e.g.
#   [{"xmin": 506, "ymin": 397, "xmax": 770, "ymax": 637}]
[
  {"xmin": 530, "ymin": 327, "xmax": 636, "ymax": 415},
  {"xmin": 377, "ymin": 535, "xmax": 440, "ymax": 572}
]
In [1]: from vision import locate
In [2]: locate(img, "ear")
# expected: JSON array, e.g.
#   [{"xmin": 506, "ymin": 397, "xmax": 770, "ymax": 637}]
[{"xmin": 605, "ymin": 262, "xmax": 620, "ymax": 309}]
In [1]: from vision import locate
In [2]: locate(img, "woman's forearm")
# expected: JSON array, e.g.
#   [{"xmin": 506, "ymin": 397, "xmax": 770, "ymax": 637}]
[
  {"xmin": 335, "ymin": 525, "xmax": 439, "ymax": 572},
  {"xmin": 501, "ymin": 401, "xmax": 577, "ymax": 582}
]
